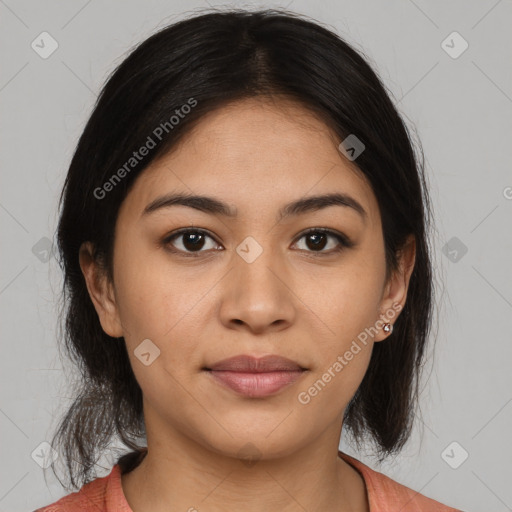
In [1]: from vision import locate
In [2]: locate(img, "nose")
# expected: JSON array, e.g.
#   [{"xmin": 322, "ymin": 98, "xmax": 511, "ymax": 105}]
[{"xmin": 218, "ymin": 244, "xmax": 296, "ymax": 335}]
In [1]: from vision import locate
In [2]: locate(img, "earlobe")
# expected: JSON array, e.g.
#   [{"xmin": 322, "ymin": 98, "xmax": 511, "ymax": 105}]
[
  {"xmin": 78, "ymin": 241, "xmax": 124, "ymax": 338},
  {"xmin": 375, "ymin": 235, "xmax": 416, "ymax": 342}
]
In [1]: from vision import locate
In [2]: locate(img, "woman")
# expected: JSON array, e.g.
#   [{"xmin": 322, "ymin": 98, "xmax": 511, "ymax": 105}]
[{"xmin": 35, "ymin": 8, "xmax": 464, "ymax": 512}]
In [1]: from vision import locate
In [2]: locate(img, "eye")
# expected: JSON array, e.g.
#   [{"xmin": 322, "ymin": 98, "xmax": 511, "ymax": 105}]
[
  {"xmin": 162, "ymin": 227, "xmax": 354, "ymax": 258},
  {"xmin": 293, "ymin": 228, "xmax": 354, "ymax": 254},
  {"xmin": 162, "ymin": 229, "xmax": 221, "ymax": 257}
]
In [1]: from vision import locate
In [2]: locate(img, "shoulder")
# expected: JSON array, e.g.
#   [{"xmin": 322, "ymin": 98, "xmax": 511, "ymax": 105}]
[
  {"xmin": 339, "ymin": 451, "xmax": 464, "ymax": 512},
  {"xmin": 33, "ymin": 465, "xmax": 128, "ymax": 512}
]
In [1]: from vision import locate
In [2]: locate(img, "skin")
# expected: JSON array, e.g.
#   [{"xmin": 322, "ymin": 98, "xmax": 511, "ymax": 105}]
[{"xmin": 80, "ymin": 96, "xmax": 416, "ymax": 512}]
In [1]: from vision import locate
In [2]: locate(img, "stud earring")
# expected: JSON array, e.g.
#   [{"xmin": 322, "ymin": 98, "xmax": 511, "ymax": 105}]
[{"xmin": 383, "ymin": 323, "xmax": 393, "ymax": 335}]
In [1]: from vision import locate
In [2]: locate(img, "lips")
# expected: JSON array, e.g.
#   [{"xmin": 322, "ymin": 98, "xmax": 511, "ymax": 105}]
[
  {"xmin": 204, "ymin": 355, "xmax": 308, "ymax": 398},
  {"xmin": 205, "ymin": 354, "xmax": 306, "ymax": 372}
]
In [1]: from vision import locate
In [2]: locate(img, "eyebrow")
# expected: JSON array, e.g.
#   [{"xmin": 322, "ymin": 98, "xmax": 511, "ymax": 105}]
[{"xmin": 142, "ymin": 192, "xmax": 367, "ymax": 223}]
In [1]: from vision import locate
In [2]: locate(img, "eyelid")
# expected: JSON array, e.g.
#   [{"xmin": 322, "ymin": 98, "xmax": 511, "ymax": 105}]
[
  {"xmin": 294, "ymin": 227, "xmax": 354, "ymax": 247},
  {"xmin": 162, "ymin": 228, "xmax": 221, "ymax": 255}
]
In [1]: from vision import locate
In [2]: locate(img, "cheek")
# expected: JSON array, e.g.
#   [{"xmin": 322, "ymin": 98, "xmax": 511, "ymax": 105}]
[
  {"xmin": 301, "ymin": 256, "xmax": 383, "ymax": 387},
  {"xmin": 113, "ymin": 245, "xmax": 221, "ymax": 368},
  {"xmin": 113, "ymin": 238, "xmax": 194, "ymax": 336},
  {"xmin": 311, "ymin": 264, "xmax": 383, "ymax": 337},
  {"xmin": 116, "ymin": 267, "xmax": 205, "ymax": 406},
  {"xmin": 296, "ymin": 304, "xmax": 375, "ymax": 419},
  {"xmin": 293, "ymin": 337, "xmax": 373, "ymax": 435}
]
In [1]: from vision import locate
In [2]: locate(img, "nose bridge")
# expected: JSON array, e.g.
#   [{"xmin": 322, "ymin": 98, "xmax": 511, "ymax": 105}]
[
  {"xmin": 220, "ymin": 234, "xmax": 295, "ymax": 331},
  {"xmin": 234, "ymin": 235, "xmax": 284, "ymax": 298}
]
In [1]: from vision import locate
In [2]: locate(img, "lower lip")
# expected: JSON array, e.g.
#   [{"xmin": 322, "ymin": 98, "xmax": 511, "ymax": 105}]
[{"xmin": 206, "ymin": 370, "xmax": 306, "ymax": 398}]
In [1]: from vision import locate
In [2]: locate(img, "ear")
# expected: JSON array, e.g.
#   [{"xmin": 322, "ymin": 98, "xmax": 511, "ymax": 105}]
[
  {"xmin": 79, "ymin": 241, "xmax": 124, "ymax": 338},
  {"xmin": 374, "ymin": 234, "xmax": 416, "ymax": 342}
]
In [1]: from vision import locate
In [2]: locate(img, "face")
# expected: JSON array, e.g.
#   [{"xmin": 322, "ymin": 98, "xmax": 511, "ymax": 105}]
[{"xmin": 80, "ymin": 96, "xmax": 415, "ymax": 460}]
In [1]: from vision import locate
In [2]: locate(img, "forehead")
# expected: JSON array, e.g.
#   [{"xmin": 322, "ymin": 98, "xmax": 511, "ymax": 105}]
[{"xmin": 119, "ymin": 97, "xmax": 380, "ymax": 229}]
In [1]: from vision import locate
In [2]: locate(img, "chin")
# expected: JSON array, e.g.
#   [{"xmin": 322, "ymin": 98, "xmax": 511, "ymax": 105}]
[{"xmin": 195, "ymin": 425, "xmax": 310, "ymax": 463}]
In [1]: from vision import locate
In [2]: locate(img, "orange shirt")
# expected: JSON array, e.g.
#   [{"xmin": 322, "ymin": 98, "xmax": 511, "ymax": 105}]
[{"xmin": 34, "ymin": 450, "xmax": 463, "ymax": 511}]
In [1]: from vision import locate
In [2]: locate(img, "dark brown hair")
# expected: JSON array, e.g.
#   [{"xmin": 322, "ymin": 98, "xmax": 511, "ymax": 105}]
[{"xmin": 51, "ymin": 7, "xmax": 435, "ymax": 490}]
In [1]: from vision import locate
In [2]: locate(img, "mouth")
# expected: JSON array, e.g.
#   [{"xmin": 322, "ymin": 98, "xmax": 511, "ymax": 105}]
[{"xmin": 202, "ymin": 354, "xmax": 309, "ymax": 398}]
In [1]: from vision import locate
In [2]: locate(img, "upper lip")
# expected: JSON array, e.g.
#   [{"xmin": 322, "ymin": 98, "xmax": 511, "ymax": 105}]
[{"xmin": 205, "ymin": 355, "xmax": 307, "ymax": 372}]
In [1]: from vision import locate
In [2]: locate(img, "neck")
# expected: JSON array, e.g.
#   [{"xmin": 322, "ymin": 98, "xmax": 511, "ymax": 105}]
[{"xmin": 121, "ymin": 423, "xmax": 369, "ymax": 512}]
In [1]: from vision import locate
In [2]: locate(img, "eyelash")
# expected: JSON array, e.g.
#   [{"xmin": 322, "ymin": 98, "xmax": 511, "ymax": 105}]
[{"xmin": 161, "ymin": 227, "xmax": 354, "ymax": 258}]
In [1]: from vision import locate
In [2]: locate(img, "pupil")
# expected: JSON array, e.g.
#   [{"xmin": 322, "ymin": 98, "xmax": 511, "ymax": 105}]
[
  {"xmin": 307, "ymin": 233, "xmax": 326, "ymax": 250},
  {"xmin": 184, "ymin": 233, "xmax": 204, "ymax": 251}
]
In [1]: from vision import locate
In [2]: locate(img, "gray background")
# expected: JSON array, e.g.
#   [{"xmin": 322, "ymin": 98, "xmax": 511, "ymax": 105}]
[{"xmin": 1, "ymin": 1, "xmax": 511, "ymax": 511}]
